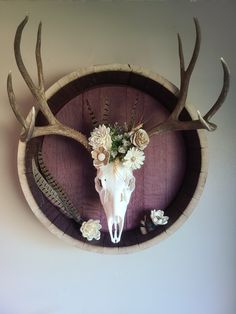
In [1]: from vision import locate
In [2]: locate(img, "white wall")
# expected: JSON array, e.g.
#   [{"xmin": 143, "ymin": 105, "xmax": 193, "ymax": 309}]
[{"xmin": 0, "ymin": 1, "xmax": 235, "ymax": 314}]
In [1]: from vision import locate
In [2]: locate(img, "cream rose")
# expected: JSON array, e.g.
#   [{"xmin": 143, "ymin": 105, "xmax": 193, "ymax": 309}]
[
  {"xmin": 131, "ymin": 129, "xmax": 149, "ymax": 150},
  {"xmin": 80, "ymin": 219, "xmax": 102, "ymax": 241}
]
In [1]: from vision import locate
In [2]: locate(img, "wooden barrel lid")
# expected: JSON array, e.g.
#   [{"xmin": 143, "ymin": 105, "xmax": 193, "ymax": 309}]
[{"xmin": 17, "ymin": 64, "xmax": 208, "ymax": 254}]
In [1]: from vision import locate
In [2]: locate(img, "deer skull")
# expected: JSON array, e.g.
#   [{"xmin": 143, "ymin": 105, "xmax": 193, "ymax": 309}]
[
  {"xmin": 89, "ymin": 124, "xmax": 147, "ymax": 243},
  {"xmin": 94, "ymin": 162, "xmax": 135, "ymax": 243}
]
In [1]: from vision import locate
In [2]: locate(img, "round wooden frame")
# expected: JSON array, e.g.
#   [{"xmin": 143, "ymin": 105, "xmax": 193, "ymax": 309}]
[{"xmin": 17, "ymin": 64, "xmax": 208, "ymax": 254}]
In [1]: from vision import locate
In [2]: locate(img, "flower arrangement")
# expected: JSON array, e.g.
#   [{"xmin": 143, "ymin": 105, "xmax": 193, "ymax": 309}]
[{"xmin": 88, "ymin": 123, "xmax": 149, "ymax": 170}]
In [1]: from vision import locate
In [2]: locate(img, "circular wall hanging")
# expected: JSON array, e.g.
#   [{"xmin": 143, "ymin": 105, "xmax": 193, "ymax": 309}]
[
  {"xmin": 17, "ymin": 64, "xmax": 208, "ymax": 253},
  {"xmin": 10, "ymin": 17, "xmax": 229, "ymax": 254}
]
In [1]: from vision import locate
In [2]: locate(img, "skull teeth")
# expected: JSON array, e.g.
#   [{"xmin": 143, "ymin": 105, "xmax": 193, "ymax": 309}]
[{"xmin": 108, "ymin": 218, "xmax": 123, "ymax": 243}]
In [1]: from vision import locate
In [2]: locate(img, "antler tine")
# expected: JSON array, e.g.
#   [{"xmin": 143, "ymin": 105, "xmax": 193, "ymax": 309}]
[
  {"xmin": 7, "ymin": 73, "xmax": 36, "ymax": 141},
  {"xmin": 204, "ymin": 58, "xmax": 230, "ymax": 122},
  {"xmin": 148, "ymin": 18, "xmax": 230, "ymax": 137},
  {"xmin": 7, "ymin": 72, "xmax": 27, "ymax": 130},
  {"xmin": 14, "ymin": 16, "xmax": 57, "ymax": 124},
  {"xmin": 36, "ymin": 21, "xmax": 44, "ymax": 90},
  {"xmin": 177, "ymin": 34, "xmax": 185, "ymax": 85},
  {"xmin": 171, "ymin": 17, "xmax": 201, "ymax": 120},
  {"xmin": 14, "ymin": 17, "xmax": 36, "ymax": 96},
  {"xmin": 8, "ymin": 17, "xmax": 91, "ymax": 151}
]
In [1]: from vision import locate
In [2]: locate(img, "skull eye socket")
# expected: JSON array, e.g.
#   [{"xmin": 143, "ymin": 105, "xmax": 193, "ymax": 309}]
[
  {"xmin": 98, "ymin": 178, "xmax": 106, "ymax": 188},
  {"xmin": 98, "ymin": 179, "xmax": 103, "ymax": 188}
]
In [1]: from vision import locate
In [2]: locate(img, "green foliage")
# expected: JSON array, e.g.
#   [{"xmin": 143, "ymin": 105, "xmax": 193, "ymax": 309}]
[{"xmin": 109, "ymin": 123, "xmax": 132, "ymax": 162}]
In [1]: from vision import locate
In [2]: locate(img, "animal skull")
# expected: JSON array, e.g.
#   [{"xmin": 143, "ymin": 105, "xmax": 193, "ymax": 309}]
[{"xmin": 94, "ymin": 161, "xmax": 136, "ymax": 243}]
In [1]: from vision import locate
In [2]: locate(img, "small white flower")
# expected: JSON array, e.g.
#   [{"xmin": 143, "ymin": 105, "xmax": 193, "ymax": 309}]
[
  {"xmin": 89, "ymin": 125, "xmax": 112, "ymax": 150},
  {"xmin": 123, "ymin": 147, "xmax": 145, "ymax": 170},
  {"xmin": 124, "ymin": 132, "xmax": 130, "ymax": 138},
  {"xmin": 111, "ymin": 150, "xmax": 118, "ymax": 158},
  {"xmin": 150, "ymin": 210, "xmax": 169, "ymax": 226},
  {"xmin": 118, "ymin": 146, "xmax": 127, "ymax": 154},
  {"xmin": 80, "ymin": 219, "xmax": 102, "ymax": 241},
  {"xmin": 131, "ymin": 128, "xmax": 150, "ymax": 150},
  {"xmin": 114, "ymin": 134, "xmax": 123, "ymax": 141}
]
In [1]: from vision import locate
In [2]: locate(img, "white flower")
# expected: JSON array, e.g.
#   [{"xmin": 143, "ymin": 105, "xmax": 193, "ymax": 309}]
[
  {"xmin": 80, "ymin": 219, "xmax": 102, "ymax": 241},
  {"xmin": 150, "ymin": 210, "xmax": 169, "ymax": 226},
  {"xmin": 123, "ymin": 147, "xmax": 145, "ymax": 170},
  {"xmin": 114, "ymin": 134, "xmax": 123, "ymax": 141},
  {"xmin": 88, "ymin": 125, "xmax": 112, "ymax": 150},
  {"xmin": 111, "ymin": 150, "xmax": 118, "ymax": 158}
]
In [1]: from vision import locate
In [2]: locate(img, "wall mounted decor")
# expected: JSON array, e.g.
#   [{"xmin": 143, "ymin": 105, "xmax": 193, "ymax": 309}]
[{"xmin": 8, "ymin": 17, "xmax": 230, "ymax": 253}]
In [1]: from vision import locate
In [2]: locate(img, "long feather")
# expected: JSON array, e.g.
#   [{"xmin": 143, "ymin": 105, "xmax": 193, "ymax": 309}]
[
  {"xmin": 129, "ymin": 96, "xmax": 138, "ymax": 129},
  {"xmin": 102, "ymin": 98, "xmax": 110, "ymax": 124},
  {"xmin": 37, "ymin": 152, "xmax": 81, "ymax": 222},
  {"xmin": 86, "ymin": 99, "xmax": 98, "ymax": 127},
  {"xmin": 32, "ymin": 155, "xmax": 81, "ymax": 222}
]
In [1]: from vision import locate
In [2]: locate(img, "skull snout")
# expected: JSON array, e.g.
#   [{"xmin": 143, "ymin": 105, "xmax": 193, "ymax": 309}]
[{"xmin": 108, "ymin": 216, "xmax": 124, "ymax": 243}]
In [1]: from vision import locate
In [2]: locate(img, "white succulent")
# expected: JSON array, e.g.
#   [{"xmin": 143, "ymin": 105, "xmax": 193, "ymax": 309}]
[
  {"xmin": 150, "ymin": 210, "xmax": 169, "ymax": 226},
  {"xmin": 89, "ymin": 124, "xmax": 112, "ymax": 150},
  {"xmin": 80, "ymin": 219, "xmax": 102, "ymax": 241},
  {"xmin": 123, "ymin": 147, "xmax": 145, "ymax": 170}
]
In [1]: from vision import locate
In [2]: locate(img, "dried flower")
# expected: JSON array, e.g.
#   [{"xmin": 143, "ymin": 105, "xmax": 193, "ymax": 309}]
[
  {"xmin": 122, "ymin": 139, "xmax": 131, "ymax": 147},
  {"xmin": 123, "ymin": 147, "xmax": 145, "ymax": 170},
  {"xmin": 80, "ymin": 219, "xmax": 102, "ymax": 241},
  {"xmin": 131, "ymin": 129, "xmax": 149, "ymax": 150},
  {"xmin": 111, "ymin": 150, "xmax": 118, "ymax": 158},
  {"xmin": 118, "ymin": 146, "xmax": 127, "ymax": 154},
  {"xmin": 150, "ymin": 210, "xmax": 169, "ymax": 226},
  {"xmin": 114, "ymin": 134, "xmax": 123, "ymax": 141},
  {"xmin": 91, "ymin": 147, "xmax": 110, "ymax": 168},
  {"xmin": 89, "ymin": 124, "xmax": 112, "ymax": 150}
]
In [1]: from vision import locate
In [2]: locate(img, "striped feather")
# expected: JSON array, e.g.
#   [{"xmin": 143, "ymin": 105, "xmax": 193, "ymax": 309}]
[
  {"xmin": 86, "ymin": 99, "xmax": 98, "ymax": 127},
  {"xmin": 32, "ymin": 158, "xmax": 73, "ymax": 219},
  {"xmin": 32, "ymin": 155, "xmax": 81, "ymax": 222},
  {"xmin": 129, "ymin": 96, "xmax": 138, "ymax": 129},
  {"xmin": 102, "ymin": 98, "xmax": 110, "ymax": 124}
]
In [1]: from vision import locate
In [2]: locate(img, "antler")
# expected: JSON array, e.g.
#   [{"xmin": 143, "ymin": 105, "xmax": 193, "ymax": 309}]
[
  {"xmin": 147, "ymin": 18, "xmax": 230, "ymax": 136},
  {"xmin": 7, "ymin": 16, "xmax": 90, "ymax": 151}
]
